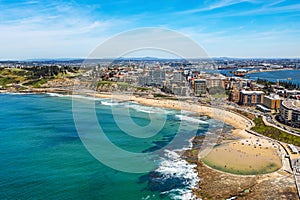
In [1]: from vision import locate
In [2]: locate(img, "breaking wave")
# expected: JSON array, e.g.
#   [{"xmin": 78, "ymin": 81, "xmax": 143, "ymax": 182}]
[
  {"xmin": 175, "ymin": 115, "xmax": 208, "ymax": 124},
  {"xmin": 127, "ymin": 104, "xmax": 175, "ymax": 114},
  {"xmin": 146, "ymin": 150, "xmax": 200, "ymax": 200},
  {"xmin": 46, "ymin": 93, "xmax": 105, "ymax": 101}
]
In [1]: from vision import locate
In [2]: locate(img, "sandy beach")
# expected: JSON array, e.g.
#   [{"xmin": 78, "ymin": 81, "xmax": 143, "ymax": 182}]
[
  {"xmin": 3, "ymin": 90, "xmax": 284, "ymax": 176},
  {"xmin": 202, "ymin": 137, "xmax": 282, "ymax": 175},
  {"xmin": 1, "ymin": 90, "xmax": 295, "ymax": 198},
  {"xmin": 1, "ymin": 89, "xmax": 251, "ymax": 132},
  {"xmin": 92, "ymin": 93, "xmax": 250, "ymax": 130},
  {"xmin": 91, "ymin": 92, "xmax": 285, "ymax": 176}
]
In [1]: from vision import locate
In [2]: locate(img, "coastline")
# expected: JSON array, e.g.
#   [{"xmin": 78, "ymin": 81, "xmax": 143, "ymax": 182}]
[
  {"xmin": 1, "ymin": 90, "xmax": 297, "ymax": 199},
  {"xmin": 0, "ymin": 91, "xmax": 272, "ymax": 164},
  {"xmin": 67, "ymin": 92, "xmax": 299, "ymax": 198},
  {"xmin": 246, "ymin": 67, "xmax": 295, "ymax": 75},
  {"xmin": 91, "ymin": 93, "xmax": 250, "ymax": 130},
  {"xmin": 0, "ymin": 89, "xmax": 251, "ymax": 130}
]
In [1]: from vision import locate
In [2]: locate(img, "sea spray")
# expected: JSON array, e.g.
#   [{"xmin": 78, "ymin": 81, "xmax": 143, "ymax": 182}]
[
  {"xmin": 175, "ymin": 114, "xmax": 208, "ymax": 124},
  {"xmin": 126, "ymin": 104, "xmax": 176, "ymax": 114},
  {"xmin": 147, "ymin": 150, "xmax": 200, "ymax": 200},
  {"xmin": 47, "ymin": 93, "xmax": 106, "ymax": 101}
]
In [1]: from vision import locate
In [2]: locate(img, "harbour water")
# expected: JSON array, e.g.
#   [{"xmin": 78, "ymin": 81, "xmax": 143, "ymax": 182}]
[
  {"xmin": 0, "ymin": 93, "xmax": 227, "ymax": 199},
  {"xmin": 245, "ymin": 69, "xmax": 300, "ymax": 86},
  {"xmin": 220, "ymin": 69, "xmax": 300, "ymax": 86}
]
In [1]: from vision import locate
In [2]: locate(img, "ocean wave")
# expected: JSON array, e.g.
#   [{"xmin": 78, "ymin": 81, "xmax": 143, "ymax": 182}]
[
  {"xmin": 175, "ymin": 115, "xmax": 208, "ymax": 124},
  {"xmin": 180, "ymin": 110, "xmax": 195, "ymax": 115},
  {"xmin": 71, "ymin": 95, "xmax": 104, "ymax": 101},
  {"xmin": 46, "ymin": 93, "xmax": 66, "ymax": 97},
  {"xmin": 150, "ymin": 150, "xmax": 200, "ymax": 200},
  {"xmin": 47, "ymin": 93, "xmax": 105, "ymax": 101},
  {"xmin": 1, "ymin": 92, "xmax": 31, "ymax": 95},
  {"xmin": 141, "ymin": 195, "xmax": 157, "ymax": 200},
  {"xmin": 126, "ymin": 104, "xmax": 173, "ymax": 114},
  {"xmin": 100, "ymin": 100, "xmax": 128, "ymax": 106}
]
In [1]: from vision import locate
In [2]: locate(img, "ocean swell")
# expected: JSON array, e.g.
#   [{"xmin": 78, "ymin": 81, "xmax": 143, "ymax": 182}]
[{"xmin": 146, "ymin": 150, "xmax": 200, "ymax": 200}]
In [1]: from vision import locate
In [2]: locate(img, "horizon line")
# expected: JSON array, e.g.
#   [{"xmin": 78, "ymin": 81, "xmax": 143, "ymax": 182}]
[{"xmin": 1, "ymin": 56, "xmax": 300, "ymax": 62}]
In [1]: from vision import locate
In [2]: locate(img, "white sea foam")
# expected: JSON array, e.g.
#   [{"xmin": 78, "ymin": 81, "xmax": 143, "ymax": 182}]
[
  {"xmin": 46, "ymin": 93, "xmax": 66, "ymax": 97},
  {"xmin": 141, "ymin": 195, "xmax": 150, "ymax": 200},
  {"xmin": 141, "ymin": 194, "xmax": 157, "ymax": 200},
  {"xmin": 3, "ymin": 92, "xmax": 29, "ymax": 95},
  {"xmin": 71, "ymin": 94, "xmax": 109, "ymax": 101},
  {"xmin": 180, "ymin": 110, "xmax": 195, "ymax": 115},
  {"xmin": 166, "ymin": 188, "xmax": 199, "ymax": 200},
  {"xmin": 156, "ymin": 150, "xmax": 200, "ymax": 200},
  {"xmin": 126, "ymin": 104, "xmax": 175, "ymax": 114},
  {"xmin": 133, "ymin": 108, "xmax": 155, "ymax": 114},
  {"xmin": 175, "ymin": 115, "xmax": 208, "ymax": 124},
  {"xmin": 100, "ymin": 100, "xmax": 128, "ymax": 106},
  {"xmin": 47, "ymin": 93, "xmax": 106, "ymax": 101}
]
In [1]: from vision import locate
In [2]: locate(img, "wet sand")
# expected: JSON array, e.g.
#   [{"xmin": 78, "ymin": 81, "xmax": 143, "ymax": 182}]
[
  {"xmin": 202, "ymin": 137, "xmax": 282, "ymax": 175},
  {"xmin": 92, "ymin": 93, "xmax": 284, "ymax": 175},
  {"xmin": 92, "ymin": 93, "xmax": 250, "ymax": 130}
]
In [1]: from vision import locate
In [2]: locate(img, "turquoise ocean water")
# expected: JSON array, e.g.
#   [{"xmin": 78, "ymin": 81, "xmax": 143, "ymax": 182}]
[{"xmin": 0, "ymin": 93, "xmax": 228, "ymax": 199}]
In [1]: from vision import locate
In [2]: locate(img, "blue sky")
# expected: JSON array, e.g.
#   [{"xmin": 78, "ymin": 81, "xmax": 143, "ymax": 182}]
[{"xmin": 0, "ymin": 0, "xmax": 299, "ymax": 59}]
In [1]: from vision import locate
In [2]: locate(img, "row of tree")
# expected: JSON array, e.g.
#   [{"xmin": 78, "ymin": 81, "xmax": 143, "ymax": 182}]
[
  {"xmin": 257, "ymin": 78, "xmax": 300, "ymax": 90},
  {"xmin": 25, "ymin": 66, "xmax": 79, "ymax": 78}
]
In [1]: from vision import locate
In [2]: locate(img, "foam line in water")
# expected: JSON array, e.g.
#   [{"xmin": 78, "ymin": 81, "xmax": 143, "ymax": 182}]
[
  {"xmin": 46, "ymin": 93, "xmax": 66, "ymax": 97},
  {"xmin": 47, "ymin": 93, "xmax": 106, "ymax": 101},
  {"xmin": 100, "ymin": 100, "xmax": 128, "ymax": 106},
  {"xmin": 73, "ymin": 95, "xmax": 108, "ymax": 101},
  {"xmin": 2, "ymin": 92, "xmax": 29, "ymax": 95},
  {"xmin": 127, "ymin": 104, "xmax": 175, "ymax": 114},
  {"xmin": 154, "ymin": 150, "xmax": 199, "ymax": 200},
  {"xmin": 175, "ymin": 115, "xmax": 208, "ymax": 124}
]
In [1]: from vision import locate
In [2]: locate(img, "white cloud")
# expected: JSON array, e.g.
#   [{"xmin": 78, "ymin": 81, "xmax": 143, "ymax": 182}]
[
  {"xmin": 176, "ymin": 26, "xmax": 300, "ymax": 58},
  {"xmin": 177, "ymin": 0, "xmax": 257, "ymax": 14},
  {"xmin": 201, "ymin": 1, "xmax": 300, "ymax": 18},
  {"xmin": 175, "ymin": 0, "xmax": 293, "ymax": 16},
  {"xmin": 0, "ymin": 1, "xmax": 130, "ymax": 59}
]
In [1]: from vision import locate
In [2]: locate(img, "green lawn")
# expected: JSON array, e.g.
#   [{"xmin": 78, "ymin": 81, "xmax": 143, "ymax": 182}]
[{"xmin": 252, "ymin": 117, "xmax": 300, "ymax": 146}]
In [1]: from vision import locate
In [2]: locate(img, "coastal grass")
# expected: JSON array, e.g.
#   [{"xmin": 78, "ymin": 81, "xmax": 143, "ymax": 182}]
[
  {"xmin": 0, "ymin": 68, "xmax": 32, "ymax": 77},
  {"xmin": 97, "ymin": 80, "xmax": 114, "ymax": 87},
  {"xmin": 252, "ymin": 117, "xmax": 300, "ymax": 146},
  {"xmin": 0, "ymin": 68, "xmax": 35, "ymax": 87},
  {"xmin": 24, "ymin": 78, "xmax": 51, "ymax": 88},
  {"xmin": 0, "ymin": 77, "xmax": 18, "ymax": 86},
  {"xmin": 97, "ymin": 80, "xmax": 131, "ymax": 90},
  {"xmin": 153, "ymin": 93, "xmax": 176, "ymax": 100},
  {"xmin": 231, "ymin": 108, "xmax": 256, "ymax": 120},
  {"xmin": 135, "ymin": 87, "xmax": 154, "ymax": 92}
]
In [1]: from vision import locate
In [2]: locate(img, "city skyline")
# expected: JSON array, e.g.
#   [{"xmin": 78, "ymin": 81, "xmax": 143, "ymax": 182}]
[{"xmin": 1, "ymin": 0, "xmax": 300, "ymax": 59}]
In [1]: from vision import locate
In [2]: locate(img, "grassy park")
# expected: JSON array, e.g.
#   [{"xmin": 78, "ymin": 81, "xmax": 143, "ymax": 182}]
[{"xmin": 252, "ymin": 117, "xmax": 300, "ymax": 146}]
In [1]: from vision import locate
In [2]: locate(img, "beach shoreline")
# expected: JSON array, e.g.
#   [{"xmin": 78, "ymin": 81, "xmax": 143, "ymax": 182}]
[
  {"xmin": 66, "ymin": 91, "xmax": 298, "ymax": 198},
  {"xmin": 2, "ymin": 90, "xmax": 296, "ymax": 199},
  {"xmin": 1, "ymin": 90, "xmax": 276, "ymax": 166},
  {"xmin": 91, "ymin": 92, "xmax": 251, "ymax": 130}
]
